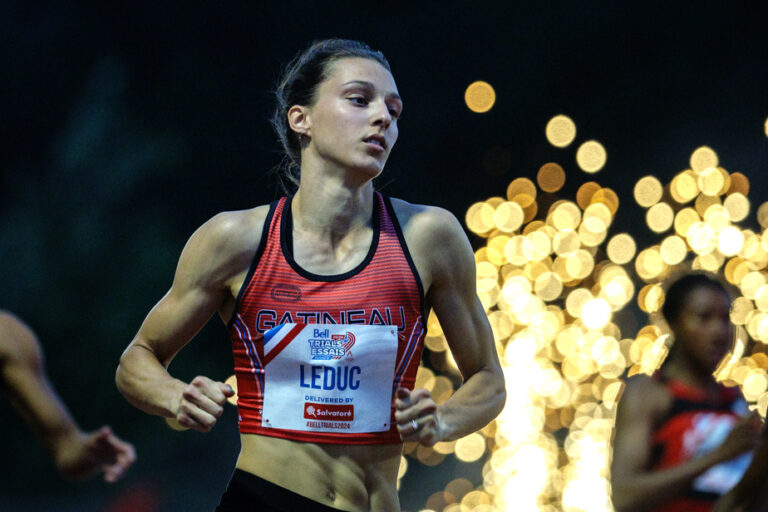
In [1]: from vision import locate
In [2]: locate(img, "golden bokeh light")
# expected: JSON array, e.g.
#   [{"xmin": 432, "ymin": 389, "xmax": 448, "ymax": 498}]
[
  {"xmin": 551, "ymin": 201, "xmax": 582, "ymax": 231},
  {"xmin": 730, "ymin": 296, "xmax": 754, "ymax": 325},
  {"xmin": 578, "ymin": 217, "xmax": 608, "ymax": 248},
  {"xmin": 703, "ymin": 204, "xmax": 730, "ymax": 234},
  {"xmin": 728, "ymin": 172, "xmax": 750, "ymax": 196},
  {"xmin": 634, "ymin": 176, "xmax": 664, "ymax": 208},
  {"xmin": 487, "ymin": 233, "xmax": 510, "ymax": 266},
  {"xmin": 576, "ymin": 140, "xmax": 607, "ymax": 173},
  {"xmin": 687, "ymin": 221, "xmax": 717, "ymax": 255},
  {"xmin": 546, "ymin": 115, "xmax": 577, "ymax": 148},
  {"xmin": 455, "ymin": 433, "xmax": 486, "ymax": 462},
  {"xmin": 464, "ymin": 81, "xmax": 496, "ymax": 113},
  {"xmin": 553, "ymin": 229, "xmax": 580, "ymax": 257},
  {"xmin": 507, "ymin": 177, "xmax": 537, "ymax": 203},
  {"xmin": 445, "ymin": 478, "xmax": 473, "ymax": 502},
  {"xmin": 724, "ymin": 192, "xmax": 750, "ymax": 222},
  {"xmin": 718, "ymin": 226, "xmax": 745, "ymax": 257},
  {"xmin": 741, "ymin": 271, "xmax": 766, "ymax": 300},
  {"xmin": 225, "ymin": 374, "xmax": 238, "ymax": 405},
  {"xmin": 465, "ymin": 201, "xmax": 495, "ymax": 235},
  {"xmin": 494, "ymin": 201, "xmax": 525, "ymax": 233},
  {"xmin": 535, "ymin": 271, "xmax": 564, "ymax": 301},
  {"xmin": 673, "ymin": 207, "xmax": 700, "ymax": 237},
  {"xmin": 698, "ymin": 166, "xmax": 726, "ymax": 196},
  {"xmin": 743, "ymin": 370, "xmax": 768, "ymax": 402},
  {"xmin": 607, "ymin": 233, "xmax": 637, "ymax": 265},
  {"xmin": 690, "ymin": 146, "xmax": 719, "ymax": 173},
  {"xmin": 397, "ymin": 456, "xmax": 408, "ymax": 481},
  {"xmin": 646, "ymin": 202, "xmax": 674, "ymax": 233},
  {"xmin": 717, "ymin": 167, "xmax": 732, "ymax": 196},
  {"xmin": 165, "ymin": 417, "xmax": 189, "ymax": 431},
  {"xmin": 755, "ymin": 285, "xmax": 768, "ymax": 312},
  {"xmin": 583, "ymin": 202, "xmax": 613, "ymax": 228},
  {"xmin": 565, "ymin": 288, "xmax": 593, "ymax": 318},
  {"xmin": 576, "ymin": 182, "xmax": 601, "ymax": 210},
  {"xmin": 635, "ymin": 247, "xmax": 665, "ymax": 281},
  {"xmin": 565, "ymin": 249, "xmax": 595, "ymax": 280},
  {"xmin": 757, "ymin": 202, "xmax": 768, "ymax": 228},
  {"xmin": 581, "ymin": 298, "xmax": 612, "ymax": 329},
  {"xmin": 537, "ymin": 162, "xmax": 567, "ymax": 192},
  {"xmin": 695, "ymin": 193, "xmax": 721, "ymax": 218},
  {"xmin": 760, "ymin": 394, "xmax": 768, "ymax": 418},
  {"xmin": 660, "ymin": 235, "xmax": 687, "ymax": 266},
  {"xmin": 591, "ymin": 188, "xmax": 620, "ymax": 216},
  {"xmin": 670, "ymin": 170, "xmax": 700, "ymax": 204}
]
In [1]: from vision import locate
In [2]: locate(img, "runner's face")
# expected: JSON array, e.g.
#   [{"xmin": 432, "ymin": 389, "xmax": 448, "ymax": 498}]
[
  {"xmin": 304, "ymin": 57, "xmax": 401, "ymax": 177},
  {"xmin": 672, "ymin": 286, "xmax": 732, "ymax": 373}
]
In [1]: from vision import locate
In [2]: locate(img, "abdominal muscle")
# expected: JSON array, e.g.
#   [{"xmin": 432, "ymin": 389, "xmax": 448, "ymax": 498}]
[{"xmin": 236, "ymin": 433, "xmax": 403, "ymax": 511}]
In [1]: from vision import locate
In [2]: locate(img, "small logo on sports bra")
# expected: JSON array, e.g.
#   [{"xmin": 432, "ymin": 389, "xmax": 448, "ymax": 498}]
[
  {"xmin": 304, "ymin": 402, "xmax": 354, "ymax": 422},
  {"xmin": 270, "ymin": 284, "xmax": 302, "ymax": 302}
]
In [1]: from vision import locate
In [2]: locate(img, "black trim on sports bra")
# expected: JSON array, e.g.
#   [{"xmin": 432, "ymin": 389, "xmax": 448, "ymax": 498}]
[
  {"xmin": 279, "ymin": 193, "xmax": 381, "ymax": 282},
  {"xmin": 382, "ymin": 195, "xmax": 427, "ymax": 320},
  {"xmin": 227, "ymin": 200, "xmax": 279, "ymax": 328}
]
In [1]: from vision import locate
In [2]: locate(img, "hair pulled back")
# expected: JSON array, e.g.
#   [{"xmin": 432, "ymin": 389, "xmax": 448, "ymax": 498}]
[
  {"xmin": 662, "ymin": 272, "xmax": 729, "ymax": 326},
  {"xmin": 271, "ymin": 39, "xmax": 391, "ymax": 192}
]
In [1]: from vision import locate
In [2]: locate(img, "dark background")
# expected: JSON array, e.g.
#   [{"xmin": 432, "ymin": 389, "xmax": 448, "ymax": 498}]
[{"xmin": 2, "ymin": 2, "xmax": 767, "ymax": 510}]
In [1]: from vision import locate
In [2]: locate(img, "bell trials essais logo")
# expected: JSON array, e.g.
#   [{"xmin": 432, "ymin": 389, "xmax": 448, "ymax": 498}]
[{"xmin": 307, "ymin": 328, "xmax": 355, "ymax": 360}]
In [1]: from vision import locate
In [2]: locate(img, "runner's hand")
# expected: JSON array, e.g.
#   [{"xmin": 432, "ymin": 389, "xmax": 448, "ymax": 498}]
[
  {"xmin": 57, "ymin": 425, "xmax": 136, "ymax": 482},
  {"xmin": 175, "ymin": 376, "xmax": 234, "ymax": 433},
  {"xmin": 713, "ymin": 412, "xmax": 763, "ymax": 464},
  {"xmin": 394, "ymin": 387, "xmax": 443, "ymax": 446}
]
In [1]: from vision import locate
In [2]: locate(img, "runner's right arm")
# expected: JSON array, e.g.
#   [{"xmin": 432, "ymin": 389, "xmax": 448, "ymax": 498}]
[{"xmin": 1, "ymin": 312, "xmax": 135, "ymax": 481}]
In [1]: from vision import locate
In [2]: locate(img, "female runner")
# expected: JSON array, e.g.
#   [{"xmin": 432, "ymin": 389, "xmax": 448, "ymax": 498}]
[
  {"xmin": 116, "ymin": 39, "xmax": 505, "ymax": 511},
  {"xmin": 611, "ymin": 273, "xmax": 763, "ymax": 512}
]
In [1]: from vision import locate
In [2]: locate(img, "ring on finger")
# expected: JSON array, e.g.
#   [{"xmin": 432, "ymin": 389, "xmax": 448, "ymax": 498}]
[{"xmin": 411, "ymin": 419, "xmax": 418, "ymax": 433}]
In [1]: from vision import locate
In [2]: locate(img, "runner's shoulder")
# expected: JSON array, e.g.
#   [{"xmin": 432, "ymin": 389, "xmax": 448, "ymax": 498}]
[
  {"xmin": 0, "ymin": 311, "xmax": 41, "ymax": 367},
  {"xmin": 387, "ymin": 197, "xmax": 463, "ymax": 243},
  {"xmin": 621, "ymin": 373, "xmax": 672, "ymax": 419},
  {"xmin": 182, "ymin": 205, "xmax": 272, "ymax": 273}
]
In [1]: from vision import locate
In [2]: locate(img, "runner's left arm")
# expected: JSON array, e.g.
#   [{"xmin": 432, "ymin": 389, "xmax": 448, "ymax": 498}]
[{"xmin": 395, "ymin": 208, "xmax": 505, "ymax": 445}]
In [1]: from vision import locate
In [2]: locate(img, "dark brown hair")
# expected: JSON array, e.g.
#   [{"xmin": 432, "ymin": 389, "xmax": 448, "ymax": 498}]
[
  {"xmin": 662, "ymin": 272, "xmax": 729, "ymax": 325},
  {"xmin": 271, "ymin": 39, "xmax": 391, "ymax": 192}
]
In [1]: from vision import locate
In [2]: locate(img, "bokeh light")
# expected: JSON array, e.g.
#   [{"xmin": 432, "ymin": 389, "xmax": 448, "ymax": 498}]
[
  {"xmin": 225, "ymin": 374, "xmax": 239, "ymax": 405},
  {"xmin": 576, "ymin": 141, "xmax": 607, "ymax": 173},
  {"xmin": 690, "ymin": 145, "xmax": 718, "ymax": 173},
  {"xmin": 465, "ymin": 81, "xmax": 496, "ymax": 113},
  {"xmin": 546, "ymin": 115, "xmax": 577, "ymax": 148},
  {"xmin": 537, "ymin": 163, "xmax": 566, "ymax": 193},
  {"xmin": 415, "ymin": 121, "xmax": 768, "ymax": 512},
  {"xmin": 634, "ymin": 176, "xmax": 663, "ymax": 208}
]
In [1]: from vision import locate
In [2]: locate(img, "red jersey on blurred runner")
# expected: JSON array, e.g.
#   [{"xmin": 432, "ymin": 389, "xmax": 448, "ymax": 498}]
[{"xmin": 650, "ymin": 372, "xmax": 751, "ymax": 512}]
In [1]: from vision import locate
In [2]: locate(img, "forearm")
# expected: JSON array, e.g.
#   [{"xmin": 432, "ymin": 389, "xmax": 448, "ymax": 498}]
[
  {"xmin": 115, "ymin": 342, "xmax": 186, "ymax": 418},
  {"xmin": 612, "ymin": 451, "xmax": 724, "ymax": 512},
  {"xmin": 3, "ymin": 367, "xmax": 82, "ymax": 460},
  {"xmin": 437, "ymin": 367, "xmax": 505, "ymax": 442}
]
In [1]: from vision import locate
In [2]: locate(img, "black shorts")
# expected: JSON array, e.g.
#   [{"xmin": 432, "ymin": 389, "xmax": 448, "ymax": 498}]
[{"xmin": 215, "ymin": 469, "xmax": 344, "ymax": 512}]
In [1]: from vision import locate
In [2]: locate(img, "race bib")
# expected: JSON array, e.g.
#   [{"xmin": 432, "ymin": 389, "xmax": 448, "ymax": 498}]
[
  {"xmin": 260, "ymin": 323, "xmax": 398, "ymax": 434},
  {"xmin": 688, "ymin": 412, "xmax": 752, "ymax": 494}
]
